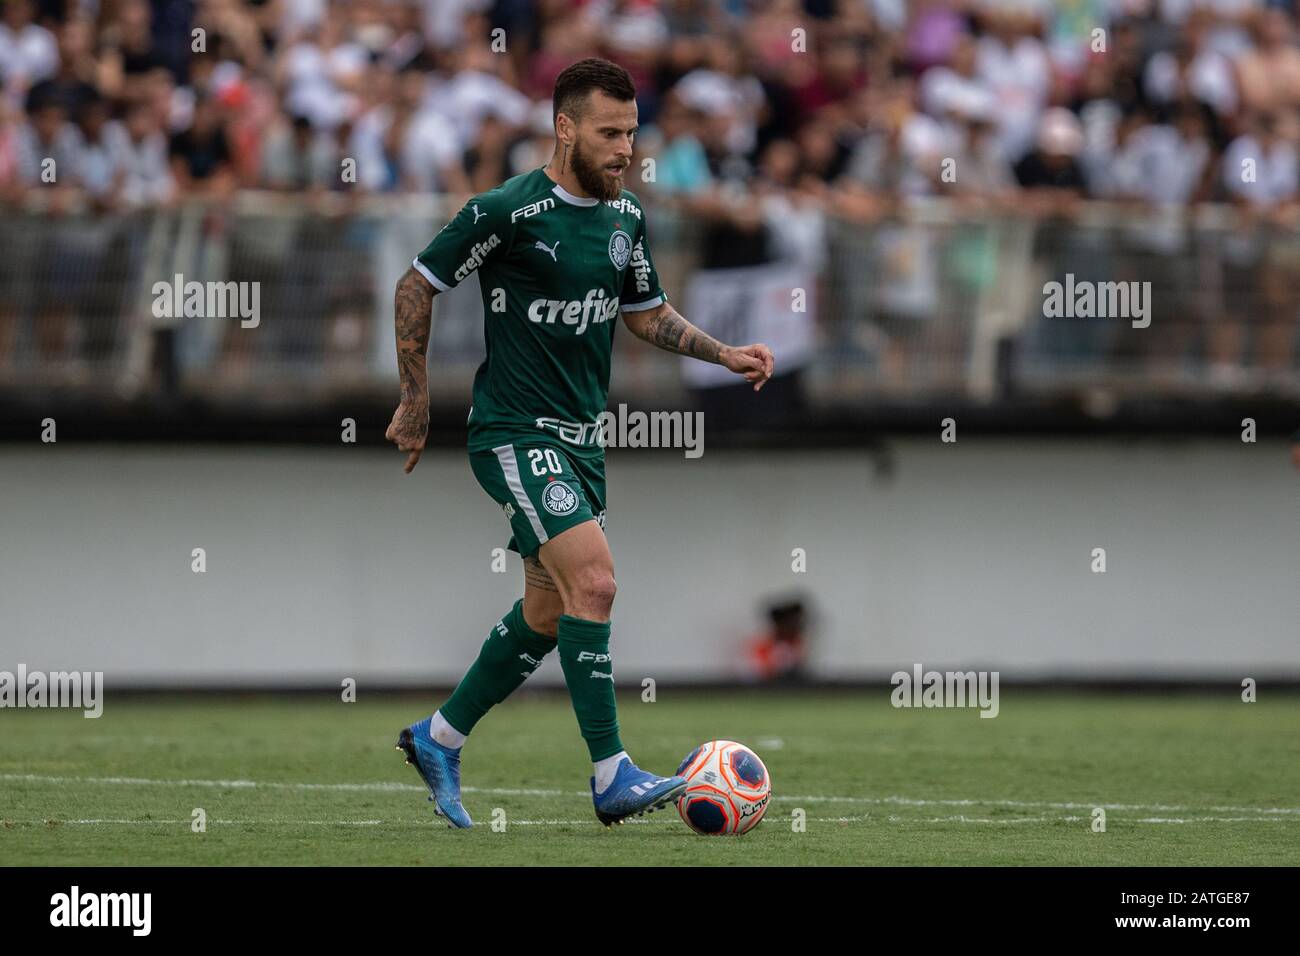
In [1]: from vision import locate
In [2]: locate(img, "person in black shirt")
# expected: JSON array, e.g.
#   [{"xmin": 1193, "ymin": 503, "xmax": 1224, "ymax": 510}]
[
  {"xmin": 26, "ymin": 19, "xmax": 99, "ymax": 119},
  {"xmin": 168, "ymin": 95, "xmax": 234, "ymax": 194}
]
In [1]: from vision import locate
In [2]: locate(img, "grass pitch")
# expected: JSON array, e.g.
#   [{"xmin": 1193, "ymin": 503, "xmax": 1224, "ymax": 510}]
[{"xmin": 2, "ymin": 689, "xmax": 1297, "ymax": 866}]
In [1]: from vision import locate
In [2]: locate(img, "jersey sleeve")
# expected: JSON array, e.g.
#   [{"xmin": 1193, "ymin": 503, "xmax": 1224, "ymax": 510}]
[
  {"xmin": 412, "ymin": 193, "xmax": 510, "ymax": 292},
  {"xmin": 619, "ymin": 208, "xmax": 668, "ymax": 312}
]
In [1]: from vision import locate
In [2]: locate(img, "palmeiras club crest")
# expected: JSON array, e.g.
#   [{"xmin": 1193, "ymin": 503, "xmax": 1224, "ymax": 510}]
[
  {"xmin": 608, "ymin": 230, "xmax": 632, "ymax": 270},
  {"xmin": 541, "ymin": 479, "xmax": 579, "ymax": 516}
]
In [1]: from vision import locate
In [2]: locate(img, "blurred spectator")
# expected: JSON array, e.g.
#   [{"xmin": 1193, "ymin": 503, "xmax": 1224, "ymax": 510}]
[
  {"xmin": 261, "ymin": 112, "xmax": 337, "ymax": 191},
  {"xmin": 17, "ymin": 89, "xmax": 82, "ymax": 198},
  {"xmin": 1143, "ymin": 18, "xmax": 1238, "ymax": 119},
  {"xmin": 946, "ymin": 106, "xmax": 1015, "ymax": 199},
  {"xmin": 76, "ymin": 93, "xmax": 127, "ymax": 207},
  {"xmin": 26, "ymin": 19, "xmax": 100, "ymax": 121},
  {"xmin": 1015, "ymin": 107, "xmax": 1089, "ymax": 202},
  {"xmin": 1222, "ymin": 111, "xmax": 1298, "ymax": 208},
  {"xmin": 0, "ymin": 0, "xmax": 58, "ymax": 107},
  {"xmin": 117, "ymin": 99, "xmax": 174, "ymax": 207},
  {"xmin": 846, "ymin": 78, "xmax": 951, "ymax": 199},
  {"xmin": 1216, "ymin": 111, "xmax": 1300, "ymax": 379},
  {"xmin": 755, "ymin": 136, "xmax": 827, "ymax": 272},
  {"xmin": 644, "ymin": 92, "xmax": 711, "ymax": 194},
  {"xmin": 277, "ymin": 9, "xmax": 367, "ymax": 129},
  {"xmin": 429, "ymin": 45, "xmax": 530, "ymax": 150},
  {"xmin": 99, "ymin": 0, "xmax": 167, "ymax": 105},
  {"xmin": 674, "ymin": 35, "xmax": 765, "ymax": 158},
  {"xmin": 921, "ymin": 35, "xmax": 997, "ymax": 128},
  {"xmin": 975, "ymin": 9, "xmax": 1051, "ymax": 163},
  {"xmin": 1235, "ymin": 8, "xmax": 1300, "ymax": 122},
  {"xmin": 0, "ymin": 78, "xmax": 19, "ymax": 200},
  {"xmin": 741, "ymin": 598, "xmax": 811, "ymax": 684},
  {"xmin": 169, "ymin": 93, "xmax": 234, "ymax": 195}
]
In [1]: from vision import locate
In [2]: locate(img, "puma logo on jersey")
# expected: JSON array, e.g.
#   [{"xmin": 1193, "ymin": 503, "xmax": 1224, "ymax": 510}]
[
  {"xmin": 534, "ymin": 240, "xmax": 559, "ymax": 262},
  {"xmin": 471, "ymin": 203, "xmax": 485, "ymax": 224},
  {"xmin": 590, "ymin": 670, "xmax": 614, "ymax": 680}
]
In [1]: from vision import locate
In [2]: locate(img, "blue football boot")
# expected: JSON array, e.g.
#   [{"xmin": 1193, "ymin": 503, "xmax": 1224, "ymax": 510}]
[
  {"xmin": 396, "ymin": 716, "xmax": 472, "ymax": 829},
  {"xmin": 591, "ymin": 757, "xmax": 688, "ymax": 827}
]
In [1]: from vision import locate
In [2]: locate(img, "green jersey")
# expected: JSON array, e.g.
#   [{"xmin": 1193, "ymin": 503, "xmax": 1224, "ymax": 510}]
[{"xmin": 412, "ymin": 167, "xmax": 667, "ymax": 456}]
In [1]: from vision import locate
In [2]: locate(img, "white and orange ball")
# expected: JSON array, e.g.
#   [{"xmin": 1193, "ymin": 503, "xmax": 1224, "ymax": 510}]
[{"xmin": 674, "ymin": 740, "xmax": 771, "ymax": 835}]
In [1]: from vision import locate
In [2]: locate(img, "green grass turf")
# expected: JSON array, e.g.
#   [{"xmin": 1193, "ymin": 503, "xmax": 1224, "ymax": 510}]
[{"xmin": 1, "ymin": 689, "xmax": 1298, "ymax": 866}]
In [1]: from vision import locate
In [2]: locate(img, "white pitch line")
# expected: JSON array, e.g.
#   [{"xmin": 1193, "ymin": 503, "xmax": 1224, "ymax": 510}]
[
  {"xmin": 0, "ymin": 773, "xmax": 557, "ymax": 797},
  {"xmin": 885, "ymin": 815, "xmax": 1064, "ymax": 825},
  {"xmin": 1131, "ymin": 816, "xmax": 1298, "ymax": 824},
  {"xmin": 777, "ymin": 794, "xmax": 1300, "ymax": 814},
  {"xmin": 34, "ymin": 819, "xmax": 387, "ymax": 826},
  {"xmin": 9, "ymin": 818, "xmax": 652, "ymax": 827},
  {"xmin": 0, "ymin": 773, "xmax": 421, "ymax": 793},
  {"xmin": 3, "ymin": 772, "xmax": 1297, "ymax": 818}
]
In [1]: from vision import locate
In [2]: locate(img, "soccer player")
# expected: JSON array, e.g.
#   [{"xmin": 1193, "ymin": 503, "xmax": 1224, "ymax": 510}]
[{"xmin": 387, "ymin": 58, "xmax": 775, "ymax": 828}]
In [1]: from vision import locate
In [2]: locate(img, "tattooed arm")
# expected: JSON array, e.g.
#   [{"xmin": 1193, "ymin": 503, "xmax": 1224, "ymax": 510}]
[
  {"xmin": 385, "ymin": 266, "xmax": 436, "ymax": 473},
  {"xmin": 622, "ymin": 301, "xmax": 776, "ymax": 391}
]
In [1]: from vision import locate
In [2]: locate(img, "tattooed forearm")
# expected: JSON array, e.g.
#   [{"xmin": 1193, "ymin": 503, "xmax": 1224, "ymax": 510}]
[
  {"xmin": 524, "ymin": 556, "xmax": 559, "ymax": 592},
  {"xmin": 395, "ymin": 266, "xmax": 435, "ymax": 403},
  {"xmin": 633, "ymin": 303, "xmax": 724, "ymax": 363}
]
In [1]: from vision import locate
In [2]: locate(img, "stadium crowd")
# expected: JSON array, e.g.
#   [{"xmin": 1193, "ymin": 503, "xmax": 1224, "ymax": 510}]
[{"xmin": 0, "ymin": 0, "xmax": 1297, "ymax": 210}]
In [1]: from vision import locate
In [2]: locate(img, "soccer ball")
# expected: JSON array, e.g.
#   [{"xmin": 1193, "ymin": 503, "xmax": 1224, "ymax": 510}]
[{"xmin": 674, "ymin": 740, "xmax": 771, "ymax": 835}]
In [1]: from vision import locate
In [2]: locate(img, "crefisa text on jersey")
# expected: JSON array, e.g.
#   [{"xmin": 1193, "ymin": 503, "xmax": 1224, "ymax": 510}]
[{"xmin": 526, "ymin": 287, "xmax": 621, "ymax": 335}]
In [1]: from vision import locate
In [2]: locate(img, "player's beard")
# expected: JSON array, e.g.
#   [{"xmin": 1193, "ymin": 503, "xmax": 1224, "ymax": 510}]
[{"xmin": 571, "ymin": 138, "xmax": 624, "ymax": 201}]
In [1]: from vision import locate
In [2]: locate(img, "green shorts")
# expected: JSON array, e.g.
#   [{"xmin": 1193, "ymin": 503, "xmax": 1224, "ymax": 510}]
[{"xmin": 469, "ymin": 439, "xmax": 607, "ymax": 560}]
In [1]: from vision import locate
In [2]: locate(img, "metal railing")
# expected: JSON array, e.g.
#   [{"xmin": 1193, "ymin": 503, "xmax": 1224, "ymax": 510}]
[{"xmin": 1, "ymin": 194, "xmax": 1297, "ymax": 406}]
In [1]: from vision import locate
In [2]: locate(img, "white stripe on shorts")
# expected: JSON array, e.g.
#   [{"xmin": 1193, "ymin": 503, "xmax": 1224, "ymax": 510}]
[{"xmin": 493, "ymin": 444, "xmax": 548, "ymax": 545}]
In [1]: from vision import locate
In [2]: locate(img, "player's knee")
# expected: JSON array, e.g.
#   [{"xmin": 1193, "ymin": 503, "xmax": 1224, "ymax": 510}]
[
  {"xmin": 568, "ymin": 569, "xmax": 616, "ymax": 619},
  {"xmin": 527, "ymin": 607, "xmax": 561, "ymax": 638}
]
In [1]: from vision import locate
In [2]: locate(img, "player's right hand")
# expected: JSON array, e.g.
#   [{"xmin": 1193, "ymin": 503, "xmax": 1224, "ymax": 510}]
[{"xmin": 385, "ymin": 401, "xmax": 429, "ymax": 474}]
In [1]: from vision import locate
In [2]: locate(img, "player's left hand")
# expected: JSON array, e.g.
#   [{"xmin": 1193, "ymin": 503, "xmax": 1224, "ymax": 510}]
[{"xmin": 720, "ymin": 344, "xmax": 775, "ymax": 391}]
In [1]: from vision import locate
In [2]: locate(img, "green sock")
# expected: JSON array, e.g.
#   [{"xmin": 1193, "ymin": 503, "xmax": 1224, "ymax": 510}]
[
  {"xmin": 439, "ymin": 599, "xmax": 556, "ymax": 736},
  {"xmin": 557, "ymin": 613, "xmax": 623, "ymax": 761}
]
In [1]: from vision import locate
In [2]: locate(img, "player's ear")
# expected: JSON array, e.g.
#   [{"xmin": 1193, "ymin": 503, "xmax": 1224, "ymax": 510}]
[{"xmin": 555, "ymin": 113, "xmax": 574, "ymax": 145}]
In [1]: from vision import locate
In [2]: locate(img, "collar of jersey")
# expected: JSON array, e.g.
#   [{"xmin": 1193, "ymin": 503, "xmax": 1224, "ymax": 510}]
[{"xmin": 546, "ymin": 175, "xmax": 601, "ymax": 208}]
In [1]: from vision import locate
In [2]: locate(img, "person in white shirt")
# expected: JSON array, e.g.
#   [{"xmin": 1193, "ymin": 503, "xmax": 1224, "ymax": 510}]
[
  {"xmin": 1215, "ymin": 112, "xmax": 1300, "ymax": 380},
  {"xmin": 975, "ymin": 9, "xmax": 1051, "ymax": 163},
  {"xmin": 0, "ymin": 0, "xmax": 58, "ymax": 107}
]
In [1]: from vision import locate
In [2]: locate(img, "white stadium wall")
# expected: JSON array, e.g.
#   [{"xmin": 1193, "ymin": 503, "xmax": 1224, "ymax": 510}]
[{"xmin": 1, "ymin": 440, "xmax": 1297, "ymax": 686}]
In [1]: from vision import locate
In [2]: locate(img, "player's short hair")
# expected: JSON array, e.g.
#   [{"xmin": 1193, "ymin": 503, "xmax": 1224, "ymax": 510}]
[{"xmin": 552, "ymin": 58, "xmax": 636, "ymax": 128}]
